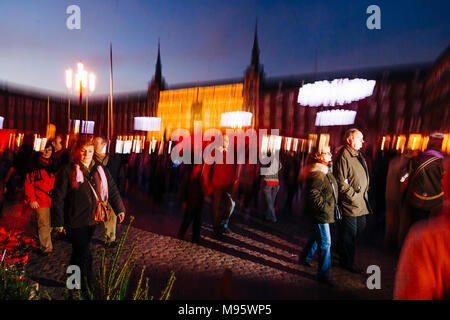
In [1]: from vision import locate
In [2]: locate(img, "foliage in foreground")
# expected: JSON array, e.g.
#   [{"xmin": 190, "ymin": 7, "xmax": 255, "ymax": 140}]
[{"xmin": 67, "ymin": 216, "xmax": 176, "ymax": 300}]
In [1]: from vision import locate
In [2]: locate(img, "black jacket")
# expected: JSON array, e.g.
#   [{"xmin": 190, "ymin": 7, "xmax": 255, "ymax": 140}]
[{"xmin": 51, "ymin": 162, "xmax": 125, "ymax": 229}]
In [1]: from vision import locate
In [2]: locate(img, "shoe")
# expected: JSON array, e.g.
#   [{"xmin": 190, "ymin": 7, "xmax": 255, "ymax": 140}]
[
  {"xmin": 317, "ymin": 276, "xmax": 334, "ymax": 287},
  {"xmin": 302, "ymin": 260, "xmax": 312, "ymax": 267},
  {"xmin": 221, "ymin": 227, "xmax": 232, "ymax": 235}
]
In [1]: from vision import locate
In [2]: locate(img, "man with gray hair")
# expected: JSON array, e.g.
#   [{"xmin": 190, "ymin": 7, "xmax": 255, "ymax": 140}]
[{"xmin": 333, "ymin": 128, "xmax": 371, "ymax": 273}]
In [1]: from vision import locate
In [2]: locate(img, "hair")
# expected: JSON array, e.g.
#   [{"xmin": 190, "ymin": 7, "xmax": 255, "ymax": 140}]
[
  {"xmin": 427, "ymin": 136, "xmax": 444, "ymax": 151},
  {"xmin": 343, "ymin": 128, "xmax": 361, "ymax": 143},
  {"xmin": 44, "ymin": 140, "xmax": 55, "ymax": 156},
  {"xmin": 72, "ymin": 136, "xmax": 95, "ymax": 162}
]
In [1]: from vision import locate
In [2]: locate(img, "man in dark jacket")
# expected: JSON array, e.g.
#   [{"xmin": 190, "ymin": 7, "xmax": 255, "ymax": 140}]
[
  {"xmin": 93, "ymin": 136, "xmax": 126, "ymax": 246},
  {"xmin": 333, "ymin": 128, "xmax": 371, "ymax": 273}
]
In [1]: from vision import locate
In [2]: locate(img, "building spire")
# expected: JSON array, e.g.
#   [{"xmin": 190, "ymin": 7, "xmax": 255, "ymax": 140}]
[
  {"xmin": 250, "ymin": 19, "xmax": 260, "ymax": 71},
  {"xmin": 154, "ymin": 38, "xmax": 162, "ymax": 84}
]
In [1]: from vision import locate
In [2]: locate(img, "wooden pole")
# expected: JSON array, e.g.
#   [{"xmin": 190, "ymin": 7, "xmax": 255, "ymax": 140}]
[
  {"xmin": 109, "ymin": 43, "xmax": 114, "ymax": 141},
  {"xmin": 47, "ymin": 96, "xmax": 50, "ymax": 125}
]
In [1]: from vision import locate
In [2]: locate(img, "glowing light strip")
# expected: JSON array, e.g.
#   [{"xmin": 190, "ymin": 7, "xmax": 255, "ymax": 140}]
[
  {"xmin": 81, "ymin": 121, "xmax": 95, "ymax": 134},
  {"xmin": 298, "ymin": 78, "xmax": 376, "ymax": 107},
  {"xmin": 134, "ymin": 117, "xmax": 161, "ymax": 131},
  {"xmin": 220, "ymin": 111, "xmax": 252, "ymax": 128},
  {"xmin": 0, "ymin": 116, "xmax": 4, "ymax": 129},
  {"xmin": 315, "ymin": 109, "xmax": 357, "ymax": 127}
]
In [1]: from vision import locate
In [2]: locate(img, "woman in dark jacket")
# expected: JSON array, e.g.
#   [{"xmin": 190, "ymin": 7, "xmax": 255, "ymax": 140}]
[
  {"xmin": 51, "ymin": 136, "xmax": 125, "ymax": 293},
  {"xmin": 300, "ymin": 146, "xmax": 338, "ymax": 286}
]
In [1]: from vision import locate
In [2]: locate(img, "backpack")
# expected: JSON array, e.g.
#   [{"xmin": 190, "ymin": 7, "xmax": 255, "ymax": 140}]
[{"xmin": 405, "ymin": 156, "xmax": 443, "ymax": 211}]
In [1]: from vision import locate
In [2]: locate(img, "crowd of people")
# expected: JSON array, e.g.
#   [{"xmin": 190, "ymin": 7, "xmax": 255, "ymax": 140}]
[{"xmin": 0, "ymin": 127, "xmax": 447, "ymax": 298}]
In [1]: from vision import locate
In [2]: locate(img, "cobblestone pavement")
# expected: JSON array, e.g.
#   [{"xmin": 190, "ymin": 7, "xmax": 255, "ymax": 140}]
[{"xmin": 0, "ymin": 186, "xmax": 398, "ymax": 300}]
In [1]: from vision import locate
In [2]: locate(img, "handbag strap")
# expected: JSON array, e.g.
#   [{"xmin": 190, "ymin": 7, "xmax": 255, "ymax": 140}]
[
  {"xmin": 326, "ymin": 173, "xmax": 338, "ymax": 204},
  {"xmin": 85, "ymin": 176, "xmax": 101, "ymax": 202}
]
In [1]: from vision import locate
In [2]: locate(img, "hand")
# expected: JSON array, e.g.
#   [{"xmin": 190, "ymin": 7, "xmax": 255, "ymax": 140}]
[
  {"xmin": 55, "ymin": 227, "xmax": 66, "ymax": 234},
  {"xmin": 117, "ymin": 213, "xmax": 125, "ymax": 224},
  {"xmin": 30, "ymin": 201, "xmax": 39, "ymax": 209}
]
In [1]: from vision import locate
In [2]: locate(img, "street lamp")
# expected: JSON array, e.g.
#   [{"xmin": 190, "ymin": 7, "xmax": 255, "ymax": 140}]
[{"xmin": 65, "ymin": 62, "xmax": 96, "ymax": 127}]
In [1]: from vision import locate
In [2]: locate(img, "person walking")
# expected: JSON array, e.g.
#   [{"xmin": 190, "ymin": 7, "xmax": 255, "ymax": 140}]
[
  {"xmin": 333, "ymin": 128, "xmax": 372, "ymax": 273},
  {"xmin": 24, "ymin": 141, "xmax": 56, "ymax": 255},
  {"xmin": 300, "ymin": 146, "xmax": 338, "ymax": 286},
  {"xmin": 51, "ymin": 136, "xmax": 125, "ymax": 295}
]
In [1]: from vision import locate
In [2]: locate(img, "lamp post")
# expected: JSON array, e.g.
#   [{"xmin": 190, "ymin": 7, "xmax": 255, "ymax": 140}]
[{"xmin": 65, "ymin": 62, "xmax": 95, "ymax": 133}]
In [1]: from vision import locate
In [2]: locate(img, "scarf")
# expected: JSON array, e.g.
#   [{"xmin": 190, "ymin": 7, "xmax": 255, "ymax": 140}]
[{"xmin": 72, "ymin": 162, "xmax": 109, "ymax": 202}]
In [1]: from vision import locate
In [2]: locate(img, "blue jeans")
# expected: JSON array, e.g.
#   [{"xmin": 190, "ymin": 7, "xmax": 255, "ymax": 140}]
[{"xmin": 303, "ymin": 223, "xmax": 332, "ymax": 279}]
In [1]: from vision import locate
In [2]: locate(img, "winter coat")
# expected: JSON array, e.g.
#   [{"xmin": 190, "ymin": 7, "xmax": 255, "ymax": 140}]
[
  {"xmin": 333, "ymin": 145, "xmax": 371, "ymax": 217},
  {"xmin": 51, "ymin": 162, "xmax": 125, "ymax": 229},
  {"xmin": 305, "ymin": 162, "xmax": 338, "ymax": 224},
  {"xmin": 24, "ymin": 168, "xmax": 55, "ymax": 208}
]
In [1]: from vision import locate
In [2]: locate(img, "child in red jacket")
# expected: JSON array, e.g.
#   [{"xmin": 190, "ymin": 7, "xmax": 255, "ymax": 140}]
[{"xmin": 24, "ymin": 141, "xmax": 55, "ymax": 255}]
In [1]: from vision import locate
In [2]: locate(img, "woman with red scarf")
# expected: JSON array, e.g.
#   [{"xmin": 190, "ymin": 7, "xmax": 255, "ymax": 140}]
[{"xmin": 24, "ymin": 141, "xmax": 55, "ymax": 256}]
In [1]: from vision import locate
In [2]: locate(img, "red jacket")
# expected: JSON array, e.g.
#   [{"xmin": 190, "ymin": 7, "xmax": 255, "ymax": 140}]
[{"xmin": 24, "ymin": 169, "xmax": 55, "ymax": 208}]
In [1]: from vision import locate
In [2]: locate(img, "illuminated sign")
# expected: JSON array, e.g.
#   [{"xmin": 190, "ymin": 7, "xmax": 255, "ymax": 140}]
[
  {"xmin": 298, "ymin": 78, "xmax": 376, "ymax": 107},
  {"xmin": 134, "ymin": 117, "xmax": 161, "ymax": 131},
  {"xmin": 315, "ymin": 109, "xmax": 357, "ymax": 126},
  {"xmin": 220, "ymin": 111, "xmax": 253, "ymax": 128}
]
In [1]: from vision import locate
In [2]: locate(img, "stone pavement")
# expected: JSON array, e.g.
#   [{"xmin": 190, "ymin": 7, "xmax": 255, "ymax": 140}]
[{"xmin": 0, "ymin": 186, "xmax": 398, "ymax": 300}]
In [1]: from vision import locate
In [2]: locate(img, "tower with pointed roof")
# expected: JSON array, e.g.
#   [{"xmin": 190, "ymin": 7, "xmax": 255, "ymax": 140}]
[
  {"xmin": 147, "ymin": 41, "xmax": 166, "ymax": 117},
  {"xmin": 244, "ymin": 21, "xmax": 264, "ymax": 128}
]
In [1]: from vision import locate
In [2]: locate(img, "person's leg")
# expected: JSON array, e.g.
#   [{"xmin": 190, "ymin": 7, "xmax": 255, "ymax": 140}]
[
  {"xmin": 263, "ymin": 185, "xmax": 276, "ymax": 221},
  {"xmin": 317, "ymin": 223, "xmax": 331, "ymax": 279},
  {"xmin": 178, "ymin": 204, "xmax": 194, "ymax": 240},
  {"xmin": 271, "ymin": 184, "xmax": 280, "ymax": 221},
  {"xmin": 212, "ymin": 186, "xmax": 223, "ymax": 235},
  {"xmin": 35, "ymin": 207, "xmax": 53, "ymax": 253},
  {"xmin": 192, "ymin": 202, "xmax": 204, "ymax": 243},
  {"xmin": 221, "ymin": 184, "xmax": 235, "ymax": 230},
  {"xmin": 339, "ymin": 215, "xmax": 357, "ymax": 268}
]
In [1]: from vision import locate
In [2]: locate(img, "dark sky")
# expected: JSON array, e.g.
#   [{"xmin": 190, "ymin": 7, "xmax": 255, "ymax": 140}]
[{"xmin": 0, "ymin": 0, "xmax": 449, "ymax": 95}]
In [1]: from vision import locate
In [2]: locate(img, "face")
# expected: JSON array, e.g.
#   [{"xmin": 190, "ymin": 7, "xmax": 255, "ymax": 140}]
[
  {"xmin": 318, "ymin": 146, "xmax": 332, "ymax": 164},
  {"xmin": 53, "ymin": 137, "xmax": 63, "ymax": 152},
  {"xmin": 80, "ymin": 145, "xmax": 94, "ymax": 165},
  {"xmin": 41, "ymin": 146, "xmax": 53, "ymax": 159},
  {"xmin": 94, "ymin": 138, "xmax": 106, "ymax": 155},
  {"xmin": 349, "ymin": 131, "xmax": 364, "ymax": 151}
]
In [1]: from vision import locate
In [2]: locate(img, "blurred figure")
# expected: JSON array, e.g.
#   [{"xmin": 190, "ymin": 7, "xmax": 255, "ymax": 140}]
[
  {"xmin": 333, "ymin": 128, "xmax": 372, "ymax": 274},
  {"xmin": 385, "ymin": 149, "xmax": 419, "ymax": 249},
  {"xmin": 284, "ymin": 151, "xmax": 299, "ymax": 215},
  {"xmin": 300, "ymin": 146, "xmax": 337, "ymax": 286},
  {"xmin": 405, "ymin": 132, "xmax": 445, "ymax": 225},
  {"xmin": 236, "ymin": 148, "xmax": 257, "ymax": 219},
  {"xmin": 51, "ymin": 136, "xmax": 125, "ymax": 295},
  {"xmin": 4, "ymin": 133, "xmax": 34, "ymax": 200},
  {"xmin": 0, "ymin": 148, "xmax": 14, "ymax": 217},
  {"xmin": 204, "ymin": 135, "xmax": 239, "ymax": 238},
  {"xmin": 52, "ymin": 133, "xmax": 71, "ymax": 173},
  {"xmin": 24, "ymin": 141, "xmax": 55, "ymax": 255},
  {"xmin": 394, "ymin": 158, "xmax": 450, "ymax": 300},
  {"xmin": 177, "ymin": 163, "xmax": 206, "ymax": 243},
  {"xmin": 261, "ymin": 154, "xmax": 282, "ymax": 222},
  {"xmin": 94, "ymin": 136, "xmax": 126, "ymax": 246}
]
